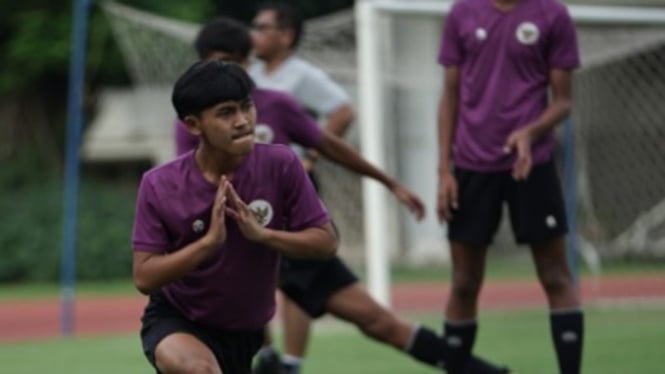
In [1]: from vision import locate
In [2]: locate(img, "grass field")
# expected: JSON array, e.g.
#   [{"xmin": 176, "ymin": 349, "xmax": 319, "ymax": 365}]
[{"xmin": 1, "ymin": 305, "xmax": 663, "ymax": 374}]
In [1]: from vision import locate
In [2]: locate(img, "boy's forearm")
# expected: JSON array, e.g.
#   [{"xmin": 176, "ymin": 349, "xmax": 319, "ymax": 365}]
[
  {"xmin": 258, "ymin": 225, "xmax": 338, "ymax": 259},
  {"xmin": 133, "ymin": 238, "xmax": 216, "ymax": 294},
  {"xmin": 438, "ymin": 92, "xmax": 458, "ymax": 174},
  {"xmin": 317, "ymin": 133, "xmax": 396, "ymax": 190},
  {"xmin": 524, "ymin": 98, "xmax": 572, "ymax": 140}
]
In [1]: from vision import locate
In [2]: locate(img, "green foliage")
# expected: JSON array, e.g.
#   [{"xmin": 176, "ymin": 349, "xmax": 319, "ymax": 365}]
[
  {"xmin": 0, "ymin": 0, "xmax": 217, "ymax": 94},
  {"xmin": 0, "ymin": 167, "xmax": 138, "ymax": 283},
  {"xmin": 0, "ymin": 10, "xmax": 71, "ymax": 93}
]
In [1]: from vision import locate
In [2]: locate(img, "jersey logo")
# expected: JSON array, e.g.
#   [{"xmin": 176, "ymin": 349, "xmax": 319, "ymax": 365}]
[
  {"xmin": 192, "ymin": 219, "xmax": 205, "ymax": 233},
  {"xmin": 516, "ymin": 22, "xmax": 540, "ymax": 45},
  {"xmin": 248, "ymin": 199, "xmax": 274, "ymax": 227},
  {"xmin": 254, "ymin": 124, "xmax": 274, "ymax": 144},
  {"xmin": 475, "ymin": 27, "xmax": 487, "ymax": 41},
  {"xmin": 546, "ymin": 215, "xmax": 558, "ymax": 229},
  {"xmin": 561, "ymin": 331, "xmax": 578, "ymax": 343}
]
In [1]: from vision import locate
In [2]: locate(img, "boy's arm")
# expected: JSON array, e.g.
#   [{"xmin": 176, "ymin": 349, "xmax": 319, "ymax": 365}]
[
  {"xmin": 256, "ymin": 222, "xmax": 338, "ymax": 259},
  {"xmin": 315, "ymin": 132, "xmax": 425, "ymax": 220},
  {"xmin": 503, "ymin": 69, "xmax": 573, "ymax": 180},
  {"xmin": 132, "ymin": 176, "xmax": 229, "ymax": 295},
  {"xmin": 224, "ymin": 177, "xmax": 338, "ymax": 259},
  {"xmin": 437, "ymin": 66, "xmax": 461, "ymax": 222},
  {"xmin": 323, "ymin": 104, "xmax": 354, "ymax": 137},
  {"xmin": 133, "ymin": 239, "xmax": 216, "ymax": 295},
  {"xmin": 437, "ymin": 66, "xmax": 461, "ymax": 175}
]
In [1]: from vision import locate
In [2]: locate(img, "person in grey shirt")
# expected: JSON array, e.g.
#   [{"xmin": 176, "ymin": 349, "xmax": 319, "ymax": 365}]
[
  {"xmin": 249, "ymin": 2, "xmax": 354, "ymax": 156},
  {"xmin": 248, "ymin": 4, "xmax": 355, "ymax": 373}
]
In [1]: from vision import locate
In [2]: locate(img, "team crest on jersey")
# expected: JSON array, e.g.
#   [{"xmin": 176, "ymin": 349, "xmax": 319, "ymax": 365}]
[
  {"xmin": 254, "ymin": 124, "xmax": 274, "ymax": 144},
  {"xmin": 248, "ymin": 199, "xmax": 274, "ymax": 227},
  {"xmin": 192, "ymin": 219, "xmax": 205, "ymax": 233},
  {"xmin": 516, "ymin": 22, "xmax": 540, "ymax": 45},
  {"xmin": 475, "ymin": 27, "xmax": 487, "ymax": 41}
]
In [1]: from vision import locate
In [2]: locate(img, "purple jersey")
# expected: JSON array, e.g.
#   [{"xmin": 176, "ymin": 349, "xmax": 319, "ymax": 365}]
[
  {"xmin": 131, "ymin": 144, "xmax": 330, "ymax": 330},
  {"xmin": 438, "ymin": 0, "xmax": 579, "ymax": 171},
  {"xmin": 175, "ymin": 88, "xmax": 324, "ymax": 156}
]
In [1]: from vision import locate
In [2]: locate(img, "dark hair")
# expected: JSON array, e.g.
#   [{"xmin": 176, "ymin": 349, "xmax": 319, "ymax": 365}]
[
  {"xmin": 194, "ymin": 16, "xmax": 252, "ymax": 60},
  {"xmin": 257, "ymin": 2, "xmax": 304, "ymax": 49},
  {"xmin": 172, "ymin": 59, "xmax": 255, "ymax": 120}
]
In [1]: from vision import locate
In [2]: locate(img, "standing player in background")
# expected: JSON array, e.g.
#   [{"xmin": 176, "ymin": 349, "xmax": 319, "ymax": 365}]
[
  {"xmin": 178, "ymin": 16, "xmax": 512, "ymax": 374},
  {"xmin": 249, "ymin": 2, "xmax": 354, "ymax": 372},
  {"xmin": 437, "ymin": 0, "xmax": 583, "ymax": 373},
  {"xmin": 133, "ymin": 59, "xmax": 338, "ymax": 374},
  {"xmin": 249, "ymin": 1, "xmax": 354, "ymax": 165},
  {"xmin": 249, "ymin": 1, "xmax": 354, "ymax": 136}
]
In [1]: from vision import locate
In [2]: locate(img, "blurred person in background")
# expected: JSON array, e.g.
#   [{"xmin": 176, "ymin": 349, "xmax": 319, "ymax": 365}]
[{"xmin": 436, "ymin": 0, "xmax": 583, "ymax": 373}]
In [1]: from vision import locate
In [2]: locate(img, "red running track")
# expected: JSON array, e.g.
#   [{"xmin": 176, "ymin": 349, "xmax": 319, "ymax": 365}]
[{"xmin": 1, "ymin": 274, "xmax": 663, "ymax": 343}]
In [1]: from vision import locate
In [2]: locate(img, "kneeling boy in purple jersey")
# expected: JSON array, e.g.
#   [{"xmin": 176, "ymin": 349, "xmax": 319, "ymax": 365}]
[{"xmin": 132, "ymin": 59, "xmax": 338, "ymax": 374}]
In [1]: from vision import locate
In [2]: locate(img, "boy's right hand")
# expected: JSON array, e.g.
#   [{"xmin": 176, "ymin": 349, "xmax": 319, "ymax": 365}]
[
  {"xmin": 202, "ymin": 176, "xmax": 229, "ymax": 248},
  {"xmin": 437, "ymin": 171, "xmax": 458, "ymax": 223}
]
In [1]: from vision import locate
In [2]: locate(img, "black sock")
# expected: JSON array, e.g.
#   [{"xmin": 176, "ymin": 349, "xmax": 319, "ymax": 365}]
[
  {"xmin": 550, "ymin": 309, "xmax": 584, "ymax": 374},
  {"xmin": 406, "ymin": 326, "xmax": 508, "ymax": 373},
  {"xmin": 406, "ymin": 326, "xmax": 446, "ymax": 367},
  {"xmin": 444, "ymin": 320, "xmax": 477, "ymax": 374}
]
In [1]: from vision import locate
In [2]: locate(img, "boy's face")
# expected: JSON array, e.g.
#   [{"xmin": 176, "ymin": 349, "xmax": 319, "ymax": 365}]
[
  {"xmin": 251, "ymin": 10, "xmax": 291, "ymax": 60},
  {"xmin": 185, "ymin": 97, "xmax": 256, "ymax": 156}
]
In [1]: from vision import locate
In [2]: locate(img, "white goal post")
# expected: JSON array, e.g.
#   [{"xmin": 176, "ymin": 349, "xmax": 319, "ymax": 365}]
[{"xmin": 356, "ymin": 0, "xmax": 665, "ymax": 306}]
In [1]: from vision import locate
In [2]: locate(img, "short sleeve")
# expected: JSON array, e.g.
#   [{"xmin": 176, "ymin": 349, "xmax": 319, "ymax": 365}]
[
  {"xmin": 279, "ymin": 94, "xmax": 324, "ymax": 149},
  {"xmin": 281, "ymin": 152, "xmax": 330, "ymax": 231},
  {"xmin": 174, "ymin": 119, "xmax": 199, "ymax": 156},
  {"xmin": 548, "ymin": 8, "xmax": 580, "ymax": 69},
  {"xmin": 132, "ymin": 176, "xmax": 170, "ymax": 253},
  {"xmin": 438, "ymin": 5, "xmax": 463, "ymax": 66},
  {"xmin": 296, "ymin": 66, "xmax": 350, "ymax": 117}
]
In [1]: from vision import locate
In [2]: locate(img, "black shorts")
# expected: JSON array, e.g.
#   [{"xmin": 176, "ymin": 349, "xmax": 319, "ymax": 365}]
[
  {"xmin": 140, "ymin": 290, "xmax": 263, "ymax": 374},
  {"xmin": 279, "ymin": 256, "xmax": 358, "ymax": 318},
  {"xmin": 448, "ymin": 160, "xmax": 568, "ymax": 247}
]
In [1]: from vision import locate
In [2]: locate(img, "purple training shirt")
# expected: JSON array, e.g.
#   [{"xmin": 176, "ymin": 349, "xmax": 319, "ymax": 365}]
[
  {"xmin": 131, "ymin": 144, "xmax": 330, "ymax": 330},
  {"xmin": 175, "ymin": 88, "xmax": 324, "ymax": 156},
  {"xmin": 438, "ymin": 0, "xmax": 579, "ymax": 171}
]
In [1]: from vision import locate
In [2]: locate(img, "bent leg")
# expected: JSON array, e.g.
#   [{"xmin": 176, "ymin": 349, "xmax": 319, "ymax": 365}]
[{"xmin": 155, "ymin": 332, "xmax": 222, "ymax": 374}]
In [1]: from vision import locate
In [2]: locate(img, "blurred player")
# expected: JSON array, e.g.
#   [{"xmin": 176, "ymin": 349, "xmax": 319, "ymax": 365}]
[
  {"xmin": 249, "ymin": 1, "xmax": 354, "ymax": 139},
  {"xmin": 249, "ymin": 3, "xmax": 354, "ymax": 371},
  {"xmin": 179, "ymin": 16, "xmax": 512, "ymax": 374},
  {"xmin": 132, "ymin": 59, "xmax": 338, "ymax": 374},
  {"xmin": 436, "ymin": 0, "xmax": 583, "ymax": 373}
]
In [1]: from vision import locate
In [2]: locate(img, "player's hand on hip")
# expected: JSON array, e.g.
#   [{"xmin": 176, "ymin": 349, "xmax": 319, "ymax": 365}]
[
  {"xmin": 437, "ymin": 171, "xmax": 458, "ymax": 223},
  {"xmin": 391, "ymin": 184, "xmax": 425, "ymax": 221},
  {"xmin": 504, "ymin": 127, "xmax": 534, "ymax": 181},
  {"xmin": 202, "ymin": 176, "xmax": 229, "ymax": 247},
  {"xmin": 225, "ymin": 182, "xmax": 267, "ymax": 242}
]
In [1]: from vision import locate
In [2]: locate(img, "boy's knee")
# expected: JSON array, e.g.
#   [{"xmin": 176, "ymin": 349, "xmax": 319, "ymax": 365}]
[{"xmin": 157, "ymin": 355, "xmax": 221, "ymax": 374}]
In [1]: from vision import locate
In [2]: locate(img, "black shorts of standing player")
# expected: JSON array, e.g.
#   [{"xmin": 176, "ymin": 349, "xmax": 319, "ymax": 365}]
[
  {"xmin": 448, "ymin": 160, "xmax": 568, "ymax": 247},
  {"xmin": 141, "ymin": 290, "xmax": 263, "ymax": 374},
  {"xmin": 279, "ymin": 256, "xmax": 359, "ymax": 318}
]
